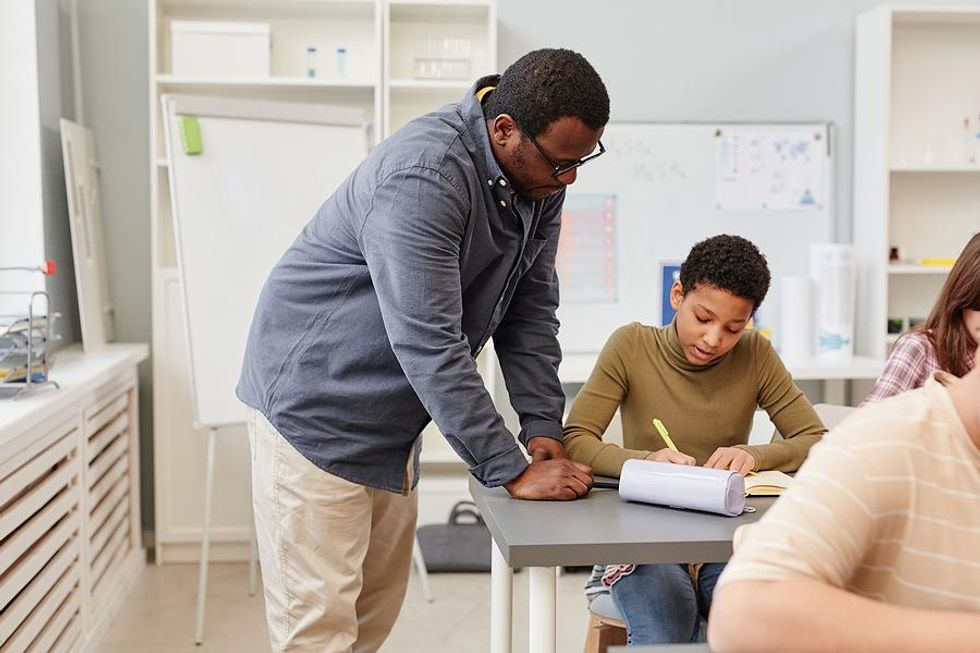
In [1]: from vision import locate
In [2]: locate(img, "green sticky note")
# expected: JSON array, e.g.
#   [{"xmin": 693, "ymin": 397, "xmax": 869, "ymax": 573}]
[{"xmin": 179, "ymin": 116, "xmax": 202, "ymax": 155}]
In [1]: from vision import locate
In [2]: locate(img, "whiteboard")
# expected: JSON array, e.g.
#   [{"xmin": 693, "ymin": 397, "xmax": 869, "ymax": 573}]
[
  {"xmin": 556, "ymin": 122, "xmax": 834, "ymax": 354},
  {"xmin": 60, "ymin": 118, "xmax": 115, "ymax": 350},
  {"xmin": 162, "ymin": 95, "xmax": 368, "ymax": 428}
]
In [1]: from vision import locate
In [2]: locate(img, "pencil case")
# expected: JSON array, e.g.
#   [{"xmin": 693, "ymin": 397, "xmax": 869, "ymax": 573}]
[{"xmin": 618, "ymin": 459, "xmax": 747, "ymax": 516}]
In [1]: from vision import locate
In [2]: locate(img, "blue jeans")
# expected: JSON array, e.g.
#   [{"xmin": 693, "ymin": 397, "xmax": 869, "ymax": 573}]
[{"xmin": 610, "ymin": 563, "xmax": 726, "ymax": 645}]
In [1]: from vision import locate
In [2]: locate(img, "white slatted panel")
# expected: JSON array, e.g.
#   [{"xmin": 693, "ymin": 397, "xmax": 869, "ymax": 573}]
[
  {"xmin": 83, "ymin": 388, "xmax": 134, "ymax": 611},
  {"xmin": 0, "ymin": 424, "xmax": 82, "ymax": 653}
]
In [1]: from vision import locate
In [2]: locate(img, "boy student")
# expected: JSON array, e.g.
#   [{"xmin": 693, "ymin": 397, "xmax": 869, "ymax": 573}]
[
  {"xmin": 564, "ymin": 234, "xmax": 827, "ymax": 645},
  {"xmin": 709, "ymin": 346, "xmax": 980, "ymax": 653}
]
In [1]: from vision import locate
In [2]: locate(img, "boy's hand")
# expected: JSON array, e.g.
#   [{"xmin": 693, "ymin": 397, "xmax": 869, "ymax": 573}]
[
  {"xmin": 705, "ymin": 447, "xmax": 756, "ymax": 475},
  {"xmin": 504, "ymin": 458, "xmax": 594, "ymax": 500},
  {"xmin": 645, "ymin": 449, "xmax": 696, "ymax": 465}
]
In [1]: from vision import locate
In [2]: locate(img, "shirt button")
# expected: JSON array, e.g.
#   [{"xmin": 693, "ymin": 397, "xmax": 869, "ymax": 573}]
[
  {"xmin": 487, "ymin": 179, "xmax": 494, "ymax": 186},
  {"xmin": 499, "ymin": 200, "xmax": 506, "ymax": 207},
  {"xmin": 499, "ymin": 179, "xmax": 507, "ymax": 187}
]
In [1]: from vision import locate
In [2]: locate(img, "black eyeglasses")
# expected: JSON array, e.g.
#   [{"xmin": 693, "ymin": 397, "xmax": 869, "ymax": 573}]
[{"xmin": 513, "ymin": 118, "xmax": 605, "ymax": 178}]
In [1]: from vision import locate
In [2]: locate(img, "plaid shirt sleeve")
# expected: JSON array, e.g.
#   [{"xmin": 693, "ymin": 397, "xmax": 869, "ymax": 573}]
[{"xmin": 861, "ymin": 333, "xmax": 935, "ymax": 405}]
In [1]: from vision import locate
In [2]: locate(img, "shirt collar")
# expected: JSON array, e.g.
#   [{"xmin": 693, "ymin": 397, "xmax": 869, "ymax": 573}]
[{"xmin": 460, "ymin": 75, "xmax": 514, "ymax": 194}]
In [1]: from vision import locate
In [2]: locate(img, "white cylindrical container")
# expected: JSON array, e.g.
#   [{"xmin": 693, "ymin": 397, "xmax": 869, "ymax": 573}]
[
  {"xmin": 779, "ymin": 276, "xmax": 813, "ymax": 362},
  {"xmin": 336, "ymin": 47, "xmax": 347, "ymax": 79},
  {"xmin": 809, "ymin": 243, "xmax": 856, "ymax": 359}
]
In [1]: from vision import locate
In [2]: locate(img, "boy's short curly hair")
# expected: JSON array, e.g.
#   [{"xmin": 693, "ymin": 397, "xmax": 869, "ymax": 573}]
[{"xmin": 679, "ymin": 235, "xmax": 771, "ymax": 310}]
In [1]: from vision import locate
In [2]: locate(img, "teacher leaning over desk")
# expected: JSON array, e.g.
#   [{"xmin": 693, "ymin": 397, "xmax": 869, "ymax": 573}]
[{"xmin": 236, "ymin": 48, "xmax": 609, "ymax": 653}]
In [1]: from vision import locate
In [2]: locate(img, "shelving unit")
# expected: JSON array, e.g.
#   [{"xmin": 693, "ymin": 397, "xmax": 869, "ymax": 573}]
[
  {"xmin": 854, "ymin": 6, "xmax": 980, "ymax": 359},
  {"xmin": 384, "ymin": 0, "xmax": 495, "ymax": 136},
  {"xmin": 149, "ymin": 0, "xmax": 497, "ymax": 558}
]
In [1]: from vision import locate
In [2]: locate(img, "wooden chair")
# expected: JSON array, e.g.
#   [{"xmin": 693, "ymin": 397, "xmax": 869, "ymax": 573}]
[{"xmin": 582, "ymin": 593, "xmax": 627, "ymax": 653}]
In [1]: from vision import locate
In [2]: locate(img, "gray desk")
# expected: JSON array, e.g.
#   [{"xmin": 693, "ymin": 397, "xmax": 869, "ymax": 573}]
[{"xmin": 469, "ymin": 477, "xmax": 773, "ymax": 653}]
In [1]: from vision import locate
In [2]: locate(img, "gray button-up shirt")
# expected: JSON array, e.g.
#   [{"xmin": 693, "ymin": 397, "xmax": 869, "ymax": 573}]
[{"xmin": 237, "ymin": 76, "xmax": 566, "ymax": 493}]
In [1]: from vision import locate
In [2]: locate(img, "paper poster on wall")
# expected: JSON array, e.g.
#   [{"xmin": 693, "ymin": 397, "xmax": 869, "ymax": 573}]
[
  {"xmin": 660, "ymin": 262, "xmax": 681, "ymax": 326},
  {"xmin": 557, "ymin": 194, "xmax": 618, "ymax": 303},
  {"xmin": 715, "ymin": 128, "xmax": 826, "ymax": 210}
]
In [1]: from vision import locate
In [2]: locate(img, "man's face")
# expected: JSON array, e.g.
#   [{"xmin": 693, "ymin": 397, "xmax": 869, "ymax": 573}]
[
  {"xmin": 670, "ymin": 282, "xmax": 754, "ymax": 365},
  {"xmin": 489, "ymin": 115, "xmax": 603, "ymax": 201}
]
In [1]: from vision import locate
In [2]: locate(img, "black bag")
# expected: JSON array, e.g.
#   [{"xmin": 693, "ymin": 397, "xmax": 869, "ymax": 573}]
[{"xmin": 416, "ymin": 501, "xmax": 491, "ymax": 573}]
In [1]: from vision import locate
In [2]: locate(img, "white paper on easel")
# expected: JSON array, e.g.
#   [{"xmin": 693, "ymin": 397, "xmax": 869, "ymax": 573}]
[
  {"xmin": 779, "ymin": 276, "xmax": 813, "ymax": 362},
  {"xmin": 618, "ymin": 459, "xmax": 746, "ymax": 516}
]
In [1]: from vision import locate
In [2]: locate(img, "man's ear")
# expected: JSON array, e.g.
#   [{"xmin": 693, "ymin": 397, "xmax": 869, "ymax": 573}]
[
  {"xmin": 670, "ymin": 280, "xmax": 685, "ymax": 310},
  {"xmin": 490, "ymin": 114, "xmax": 518, "ymax": 146}
]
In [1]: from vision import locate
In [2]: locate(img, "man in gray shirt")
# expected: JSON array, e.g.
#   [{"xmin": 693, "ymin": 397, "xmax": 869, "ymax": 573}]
[{"xmin": 238, "ymin": 48, "xmax": 609, "ymax": 652}]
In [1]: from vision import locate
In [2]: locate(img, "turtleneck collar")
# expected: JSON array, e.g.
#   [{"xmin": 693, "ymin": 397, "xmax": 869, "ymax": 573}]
[{"xmin": 664, "ymin": 317, "xmax": 727, "ymax": 372}]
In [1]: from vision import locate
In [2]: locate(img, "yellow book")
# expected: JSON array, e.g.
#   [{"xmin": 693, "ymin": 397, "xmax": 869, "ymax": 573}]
[{"xmin": 744, "ymin": 470, "xmax": 794, "ymax": 496}]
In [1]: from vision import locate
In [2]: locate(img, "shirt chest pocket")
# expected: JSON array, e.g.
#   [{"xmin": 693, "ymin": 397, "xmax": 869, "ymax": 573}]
[{"xmin": 517, "ymin": 234, "xmax": 549, "ymax": 277}]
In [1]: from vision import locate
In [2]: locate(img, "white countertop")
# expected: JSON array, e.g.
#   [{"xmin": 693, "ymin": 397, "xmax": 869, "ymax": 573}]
[
  {"xmin": 559, "ymin": 352, "xmax": 884, "ymax": 384},
  {"xmin": 0, "ymin": 343, "xmax": 149, "ymax": 447}
]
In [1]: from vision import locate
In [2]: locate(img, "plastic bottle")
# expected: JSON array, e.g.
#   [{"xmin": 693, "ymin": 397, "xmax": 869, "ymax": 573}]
[
  {"xmin": 306, "ymin": 46, "xmax": 317, "ymax": 78},
  {"xmin": 336, "ymin": 47, "xmax": 347, "ymax": 79}
]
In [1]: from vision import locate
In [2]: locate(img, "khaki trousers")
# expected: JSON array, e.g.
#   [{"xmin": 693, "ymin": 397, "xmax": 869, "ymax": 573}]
[{"xmin": 247, "ymin": 408, "xmax": 418, "ymax": 653}]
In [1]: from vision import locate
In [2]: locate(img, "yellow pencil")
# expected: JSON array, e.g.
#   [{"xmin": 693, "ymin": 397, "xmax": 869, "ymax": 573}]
[{"xmin": 652, "ymin": 418, "xmax": 681, "ymax": 453}]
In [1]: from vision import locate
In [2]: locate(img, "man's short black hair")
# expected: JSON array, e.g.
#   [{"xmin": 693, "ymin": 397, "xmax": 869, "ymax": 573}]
[
  {"xmin": 679, "ymin": 235, "xmax": 771, "ymax": 310},
  {"xmin": 484, "ymin": 48, "xmax": 609, "ymax": 137}
]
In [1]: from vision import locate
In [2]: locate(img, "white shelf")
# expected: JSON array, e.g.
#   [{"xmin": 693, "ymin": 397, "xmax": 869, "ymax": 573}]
[
  {"xmin": 161, "ymin": 0, "xmax": 376, "ymax": 11},
  {"xmin": 389, "ymin": 78, "xmax": 470, "ymax": 91},
  {"xmin": 891, "ymin": 164, "xmax": 980, "ymax": 172},
  {"xmin": 559, "ymin": 352, "xmax": 884, "ymax": 384},
  {"xmin": 887, "ymin": 263, "xmax": 953, "ymax": 274},
  {"xmin": 390, "ymin": 0, "xmax": 491, "ymax": 20},
  {"xmin": 156, "ymin": 74, "xmax": 375, "ymax": 90}
]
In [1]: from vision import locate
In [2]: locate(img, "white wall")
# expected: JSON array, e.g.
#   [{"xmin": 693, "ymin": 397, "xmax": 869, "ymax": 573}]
[
  {"xmin": 0, "ymin": 2, "xmax": 45, "ymax": 310},
  {"xmin": 0, "ymin": 0, "xmax": 79, "ymax": 342},
  {"xmin": 70, "ymin": 0, "xmax": 980, "ymax": 534},
  {"xmin": 497, "ymin": 0, "xmax": 980, "ymax": 244},
  {"xmin": 76, "ymin": 0, "xmax": 153, "ymax": 534}
]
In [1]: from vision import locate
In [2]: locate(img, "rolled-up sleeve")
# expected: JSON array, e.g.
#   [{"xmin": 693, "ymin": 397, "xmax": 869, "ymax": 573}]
[
  {"xmin": 492, "ymin": 194, "xmax": 565, "ymax": 446},
  {"xmin": 359, "ymin": 166, "xmax": 528, "ymax": 487}
]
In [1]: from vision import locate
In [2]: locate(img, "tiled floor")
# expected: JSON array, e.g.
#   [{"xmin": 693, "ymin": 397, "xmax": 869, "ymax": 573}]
[{"xmin": 96, "ymin": 562, "xmax": 595, "ymax": 652}]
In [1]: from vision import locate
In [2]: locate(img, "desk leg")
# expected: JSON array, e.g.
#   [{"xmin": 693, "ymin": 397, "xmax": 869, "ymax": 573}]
[
  {"xmin": 491, "ymin": 540, "xmax": 512, "ymax": 653},
  {"xmin": 529, "ymin": 566, "xmax": 556, "ymax": 653},
  {"xmin": 824, "ymin": 378, "xmax": 846, "ymax": 405}
]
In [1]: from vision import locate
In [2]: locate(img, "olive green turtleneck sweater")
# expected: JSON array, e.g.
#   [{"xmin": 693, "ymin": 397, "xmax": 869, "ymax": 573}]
[{"xmin": 563, "ymin": 321, "xmax": 826, "ymax": 477}]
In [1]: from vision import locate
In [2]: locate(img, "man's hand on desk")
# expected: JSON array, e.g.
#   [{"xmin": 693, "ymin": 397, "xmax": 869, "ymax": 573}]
[
  {"xmin": 504, "ymin": 441, "xmax": 593, "ymax": 500},
  {"xmin": 527, "ymin": 436, "xmax": 567, "ymax": 462}
]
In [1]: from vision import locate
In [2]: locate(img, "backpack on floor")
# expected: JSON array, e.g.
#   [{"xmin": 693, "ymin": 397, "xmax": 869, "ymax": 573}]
[{"xmin": 416, "ymin": 501, "xmax": 491, "ymax": 573}]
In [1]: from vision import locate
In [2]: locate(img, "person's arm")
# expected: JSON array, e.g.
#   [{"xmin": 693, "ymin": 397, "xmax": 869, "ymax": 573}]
[
  {"xmin": 360, "ymin": 167, "xmax": 589, "ymax": 497},
  {"xmin": 491, "ymin": 194, "xmax": 566, "ymax": 453},
  {"xmin": 563, "ymin": 325, "xmax": 653, "ymax": 477},
  {"xmin": 735, "ymin": 336, "xmax": 826, "ymax": 472},
  {"xmin": 710, "ymin": 578, "xmax": 980, "ymax": 653},
  {"xmin": 710, "ymin": 419, "xmax": 951, "ymax": 652},
  {"xmin": 861, "ymin": 333, "xmax": 932, "ymax": 405}
]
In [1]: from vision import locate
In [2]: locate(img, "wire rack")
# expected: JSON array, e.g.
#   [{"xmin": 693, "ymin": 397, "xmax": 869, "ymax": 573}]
[{"xmin": 1, "ymin": 266, "xmax": 62, "ymax": 399}]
